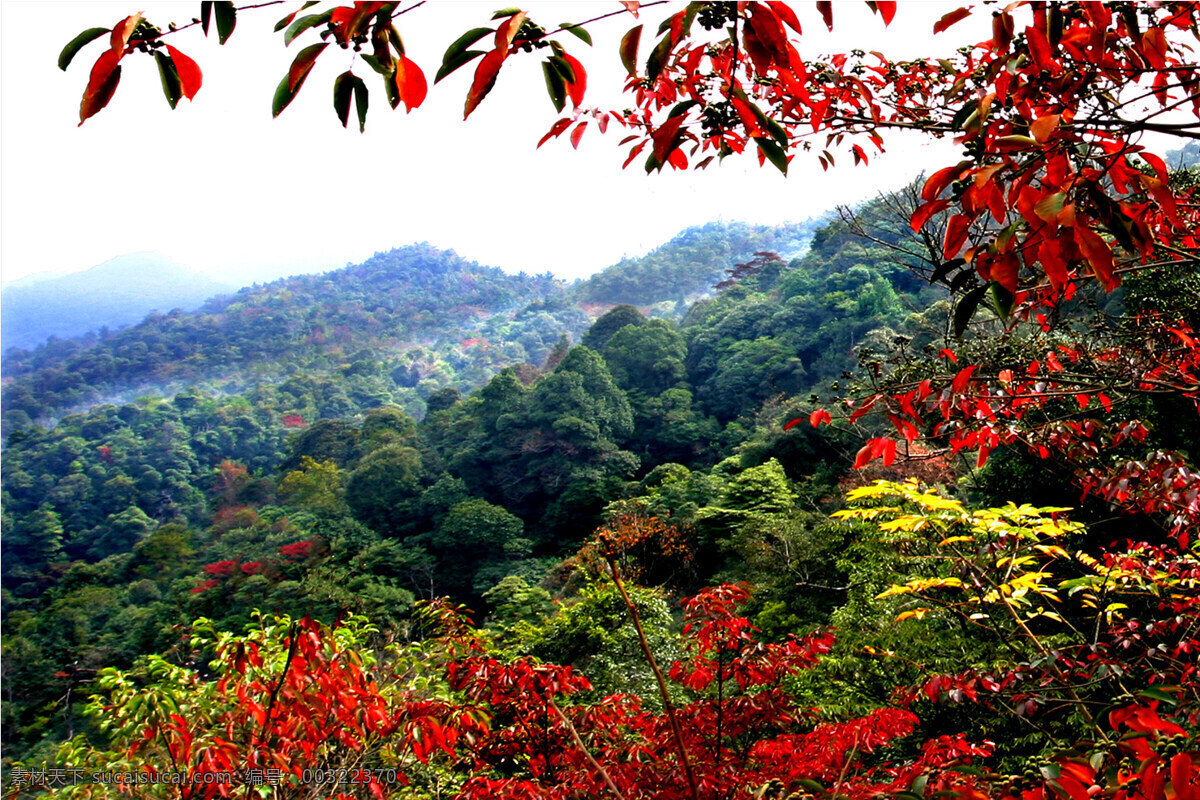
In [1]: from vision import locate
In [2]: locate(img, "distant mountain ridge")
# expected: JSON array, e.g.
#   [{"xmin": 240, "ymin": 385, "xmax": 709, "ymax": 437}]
[
  {"xmin": 0, "ymin": 221, "xmax": 823, "ymax": 432},
  {"xmin": 2, "ymin": 253, "xmax": 232, "ymax": 351}
]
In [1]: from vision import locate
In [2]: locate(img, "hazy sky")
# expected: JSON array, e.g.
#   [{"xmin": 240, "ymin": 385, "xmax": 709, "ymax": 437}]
[{"xmin": 1, "ymin": 1, "xmax": 986, "ymax": 286}]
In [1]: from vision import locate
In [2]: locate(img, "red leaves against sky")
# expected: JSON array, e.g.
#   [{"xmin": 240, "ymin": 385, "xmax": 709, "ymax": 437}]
[{"xmin": 73, "ymin": 12, "xmax": 204, "ymax": 124}]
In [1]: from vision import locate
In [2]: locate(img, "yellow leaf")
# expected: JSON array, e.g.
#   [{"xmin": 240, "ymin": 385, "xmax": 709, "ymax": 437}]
[{"xmin": 896, "ymin": 608, "xmax": 933, "ymax": 622}]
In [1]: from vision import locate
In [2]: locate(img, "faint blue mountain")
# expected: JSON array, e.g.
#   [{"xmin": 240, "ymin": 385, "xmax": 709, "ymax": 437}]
[{"xmin": 2, "ymin": 253, "xmax": 232, "ymax": 351}]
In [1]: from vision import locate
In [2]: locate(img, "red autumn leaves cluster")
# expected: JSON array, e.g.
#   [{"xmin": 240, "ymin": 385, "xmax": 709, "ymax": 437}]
[
  {"xmin": 63, "ymin": 12, "xmax": 202, "ymax": 124},
  {"xmin": 91, "ymin": 577, "xmax": 1200, "ymax": 800}
]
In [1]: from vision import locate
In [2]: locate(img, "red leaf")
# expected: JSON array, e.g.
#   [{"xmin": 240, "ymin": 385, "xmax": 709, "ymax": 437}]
[
  {"xmin": 943, "ymin": 214, "xmax": 971, "ymax": 259},
  {"xmin": 110, "ymin": 13, "xmax": 143, "ymax": 51},
  {"xmin": 853, "ymin": 442, "xmax": 875, "ymax": 469},
  {"xmin": 1142, "ymin": 151, "xmax": 1169, "ymax": 182},
  {"xmin": 952, "ymin": 365, "xmax": 978, "ymax": 395},
  {"xmin": 810, "ymin": 408, "xmax": 832, "ymax": 427},
  {"xmin": 395, "ymin": 55, "xmax": 427, "ymax": 112},
  {"xmin": 933, "ymin": 7, "xmax": 971, "ymax": 34},
  {"xmin": 1030, "ymin": 114, "xmax": 1061, "ymax": 143},
  {"xmin": 880, "ymin": 437, "xmax": 898, "ymax": 466},
  {"xmin": 849, "ymin": 394, "xmax": 881, "ymax": 423},
  {"xmin": 875, "ymin": 1, "xmax": 897, "ymax": 25},
  {"xmin": 1074, "ymin": 225, "xmax": 1116, "ymax": 290},
  {"xmin": 976, "ymin": 445, "xmax": 991, "ymax": 468},
  {"xmin": 922, "ymin": 165, "xmax": 960, "ymax": 201},
  {"xmin": 464, "ymin": 48, "xmax": 505, "ymax": 119},
  {"xmin": 1171, "ymin": 754, "xmax": 1194, "ymax": 800},
  {"xmin": 620, "ymin": 1, "xmax": 640, "ymax": 17},
  {"xmin": 494, "ymin": 11, "xmax": 527, "ymax": 50},
  {"xmin": 816, "ymin": 0, "xmax": 833, "ymax": 31},
  {"xmin": 537, "ymin": 118, "xmax": 571, "ymax": 148},
  {"xmin": 288, "ymin": 42, "xmax": 327, "ymax": 92},
  {"xmin": 559, "ymin": 51, "xmax": 587, "ymax": 106},
  {"xmin": 651, "ymin": 115, "xmax": 686, "ymax": 167},
  {"xmin": 767, "ymin": 1, "xmax": 803, "ymax": 33},
  {"xmin": 570, "ymin": 120, "xmax": 587, "ymax": 149},
  {"xmin": 991, "ymin": 252, "xmax": 1019, "ymax": 293},
  {"xmin": 165, "ymin": 45, "xmax": 203, "ymax": 100},
  {"xmin": 79, "ymin": 49, "xmax": 122, "ymax": 125},
  {"xmin": 783, "ymin": 417, "xmax": 803, "ymax": 431},
  {"xmin": 939, "ymin": 348, "xmax": 958, "ymax": 363},
  {"xmin": 619, "ymin": 25, "xmax": 642, "ymax": 75},
  {"xmin": 911, "ymin": 198, "xmax": 951, "ymax": 232}
]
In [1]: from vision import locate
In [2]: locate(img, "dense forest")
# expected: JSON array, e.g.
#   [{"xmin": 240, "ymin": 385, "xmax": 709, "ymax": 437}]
[
  {"xmin": 4, "ymin": 190, "xmax": 1199, "ymax": 800},
  {"xmin": 0, "ymin": 213, "xmax": 870, "ymax": 765}
]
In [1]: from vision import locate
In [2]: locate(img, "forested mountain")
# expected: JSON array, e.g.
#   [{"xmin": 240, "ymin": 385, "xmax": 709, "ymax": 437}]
[
  {"xmin": 1, "ymin": 200, "xmax": 946, "ymax": 767},
  {"xmin": 1, "ymin": 253, "xmax": 232, "ymax": 351},
  {"xmin": 1, "ymin": 244, "xmax": 584, "ymax": 430},
  {"xmin": 4, "ymin": 191, "xmax": 1195, "ymax": 789},
  {"xmin": 2, "ymin": 224, "xmax": 819, "ymax": 433}
]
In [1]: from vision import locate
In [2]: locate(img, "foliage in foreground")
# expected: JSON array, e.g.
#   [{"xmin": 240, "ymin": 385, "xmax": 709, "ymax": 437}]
[{"xmin": 11, "ymin": 484, "xmax": 1197, "ymax": 800}]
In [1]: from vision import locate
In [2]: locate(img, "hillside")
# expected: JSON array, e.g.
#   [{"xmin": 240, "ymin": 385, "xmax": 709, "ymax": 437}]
[
  {"xmin": 1, "ymin": 253, "xmax": 232, "ymax": 351},
  {"xmin": 6, "ymin": 191, "xmax": 1193, "ymax": 778},
  {"xmin": 0, "ymin": 223, "xmax": 823, "ymax": 434},
  {"xmin": 0, "ymin": 244, "xmax": 584, "ymax": 430},
  {"xmin": 571, "ymin": 219, "xmax": 819, "ymax": 308}
]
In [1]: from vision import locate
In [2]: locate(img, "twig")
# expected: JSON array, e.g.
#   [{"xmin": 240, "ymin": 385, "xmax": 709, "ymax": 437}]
[
  {"xmin": 603, "ymin": 544, "xmax": 700, "ymax": 800},
  {"xmin": 548, "ymin": 699, "xmax": 628, "ymax": 800}
]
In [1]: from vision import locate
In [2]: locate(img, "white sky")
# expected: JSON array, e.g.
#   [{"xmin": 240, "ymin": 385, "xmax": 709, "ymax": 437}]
[{"xmin": 0, "ymin": 1, "xmax": 985, "ymax": 286}]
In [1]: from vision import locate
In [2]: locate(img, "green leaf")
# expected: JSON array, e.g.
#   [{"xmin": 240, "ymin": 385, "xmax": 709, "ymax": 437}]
[
  {"xmin": 214, "ymin": 1, "xmax": 237, "ymax": 44},
  {"xmin": 542, "ymin": 61, "xmax": 566, "ymax": 112},
  {"xmin": 274, "ymin": 75, "xmax": 297, "ymax": 117},
  {"xmin": 666, "ymin": 100, "xmax": 698, "ymax": 119},
  {"xmin": 59, "ymin": 28, "xmax": 108, "ymax": 71},
  {"xmin": 560, "ymin": 24, "xmax": 592, "ymax": 45},
  {"xmin": 954, "ymin": 284, "xmax": 990, "ymax": 337},
  {"xmin": 333, "ymin": 71, "xmax": 354, "ymax": 128},
  {"xmin": 273, "ymin": 43, "xmax": 327, "ymax": 117},
  {"xmin": 436, "ymin": 49, "xmax": 486, "ymax": 84},
  {"xmin": 990, "ymin": 281, "xmax": 1015, "ymax": 317},
  {"xmin": 333, "ymin": 72, "xmax": 369, "ymax": 132},
  {"xmin": 1138, "ymin": 687, "xmax": 1180, "ymax": 706},
  {"xmin": 201, "ymin": 1, "xmax": 213, "ymax": 36},
  {"xmin": 646, "ymin": 34, "xmax": 673, "ymax": 81},
  {"xmin": 274, "ymin": 2, "xmax": 320, "ymax": 33},
  {"xmin": 154, "ymin": 50, "xmax": 183, "ymax": 109},
  {"xmin": 359, "ymin": 54, "xmax": 392, "ymax": 76},
  {"xmin": 755, "ymin": 137, "xmax": 788, "ymax": 175},
  {"xmin": 950, "ymin": 102, "xmax": 975, "ymax": 131},
  {"xmin": 383, "ymin": 69, "xmax": 400, "ymax": 108},
  {"xmin": 437, "ymin": 27, "xmax": 492, "ymax": 82},
  {"xmin": 352, "ymin": 75, "xmax": 368, "ymax": 133},
  {"xmin": 491, "ymin": 7, "xmax": 523, "ymax": 20},
  {"xmin": 285, "ymin": 12, "xmax": 332, "ymax": 46}
]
